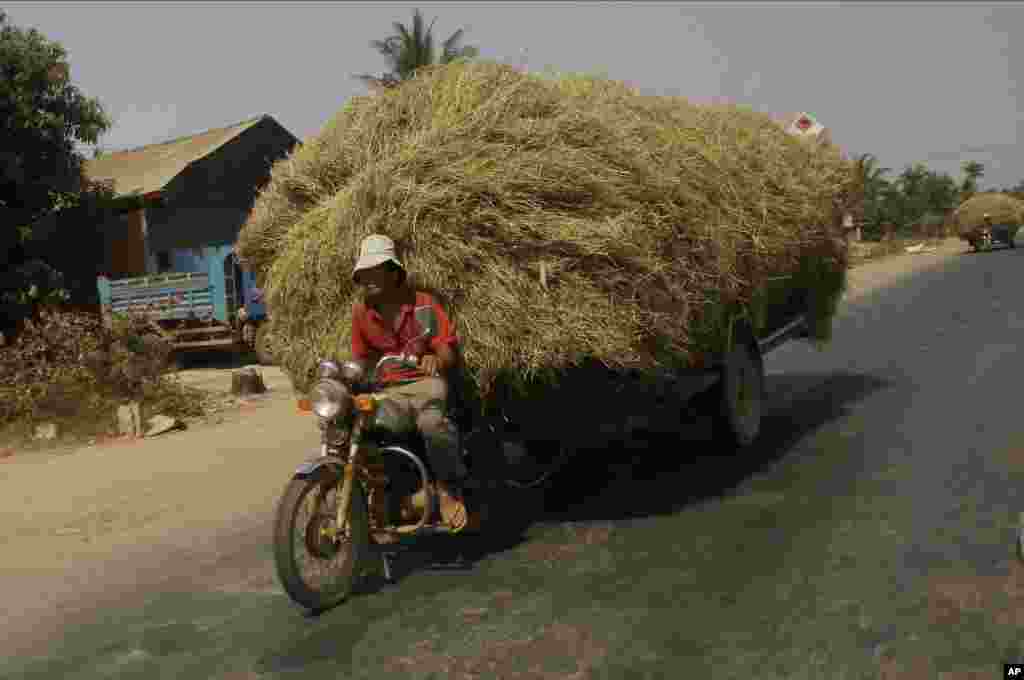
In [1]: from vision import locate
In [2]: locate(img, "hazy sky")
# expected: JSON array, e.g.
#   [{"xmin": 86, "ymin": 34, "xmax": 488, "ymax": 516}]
[{"xmin": 6, "ymin": 1, "xmax": 1022, "ymax": 188}]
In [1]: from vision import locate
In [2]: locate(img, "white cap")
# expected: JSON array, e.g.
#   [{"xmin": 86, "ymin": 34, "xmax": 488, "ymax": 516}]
[{"xmin": 352, "ymin": 234, "xmax": 404, "ymax": 281}]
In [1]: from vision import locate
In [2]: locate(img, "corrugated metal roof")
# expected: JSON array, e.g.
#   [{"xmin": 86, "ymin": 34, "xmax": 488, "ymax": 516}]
[{"xmin": 84, "ymin": 115, "xmax": 269, "ymax": 198}]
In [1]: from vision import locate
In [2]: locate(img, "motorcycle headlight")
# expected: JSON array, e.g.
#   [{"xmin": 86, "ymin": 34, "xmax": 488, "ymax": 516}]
[{"xmin": 310, "ymin": 379, "xmax": 352, "ymax": 421}]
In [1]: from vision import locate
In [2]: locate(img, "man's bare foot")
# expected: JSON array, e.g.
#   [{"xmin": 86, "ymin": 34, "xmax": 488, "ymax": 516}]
[{"xmin": 436, "ymin": 484, "xmax": 470, "ymax": 532}]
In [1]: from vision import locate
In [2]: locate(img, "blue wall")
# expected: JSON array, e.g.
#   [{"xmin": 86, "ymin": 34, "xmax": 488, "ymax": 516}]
[{"xmin": 168, "ymin": 248, "xmax": 206, "ymax": 273}]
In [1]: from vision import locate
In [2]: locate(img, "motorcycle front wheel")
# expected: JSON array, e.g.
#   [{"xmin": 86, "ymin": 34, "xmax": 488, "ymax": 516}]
[{"xmin": 273, "ymin": 467, "xmax": 369, "ymax": 612}]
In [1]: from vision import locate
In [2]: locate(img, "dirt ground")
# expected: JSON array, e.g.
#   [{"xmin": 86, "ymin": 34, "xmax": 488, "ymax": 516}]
[{"xmin": 0, "ymin": 236, "xmax": 971, "ymax": 657}]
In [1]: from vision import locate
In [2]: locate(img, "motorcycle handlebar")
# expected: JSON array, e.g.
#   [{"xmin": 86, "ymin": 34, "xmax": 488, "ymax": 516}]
[{"xmin": 375, "ymin": 354, "xmax": 417, "ymax": 373}]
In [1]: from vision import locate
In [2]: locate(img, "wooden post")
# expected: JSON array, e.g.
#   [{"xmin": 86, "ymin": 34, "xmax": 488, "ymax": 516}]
[
  {"xmin": 231, "ymin": 367, "xmax": 267, "ymax": 397},
  {"xmin": 117, "ymin": 401, "xmax": 142, "ymax": 437}
]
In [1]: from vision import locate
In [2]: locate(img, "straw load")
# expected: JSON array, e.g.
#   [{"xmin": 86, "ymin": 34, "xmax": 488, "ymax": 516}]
[
  {"xmin": 237, "ymin": 62, "xmax": 855, "ymax": 420},
  {"xmin": 952, "ymin": 192, "xmax": 1024, "ymax": 239}
]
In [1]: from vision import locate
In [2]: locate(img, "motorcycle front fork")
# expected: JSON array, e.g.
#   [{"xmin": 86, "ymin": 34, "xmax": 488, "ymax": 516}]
[{"xmin": 334, "ymin": 420, "xmax": 364, "ymax": 533}]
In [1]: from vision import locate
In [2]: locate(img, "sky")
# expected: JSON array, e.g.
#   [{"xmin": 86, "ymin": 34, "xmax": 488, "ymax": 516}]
[{"xmin": 5, "ymin": 1, "xmax": 1022, "ymax": 189}]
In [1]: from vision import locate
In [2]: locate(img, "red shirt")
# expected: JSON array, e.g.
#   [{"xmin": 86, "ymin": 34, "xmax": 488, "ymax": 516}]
[{"xmin": 351, "ymin": 290, "xmax": 458, "ymax": 384}]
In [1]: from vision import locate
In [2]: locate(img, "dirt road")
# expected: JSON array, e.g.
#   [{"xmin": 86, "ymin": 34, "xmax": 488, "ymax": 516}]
[{"xmin": 1, "ymin": 237, "xmax": 980, "ymax": 673}]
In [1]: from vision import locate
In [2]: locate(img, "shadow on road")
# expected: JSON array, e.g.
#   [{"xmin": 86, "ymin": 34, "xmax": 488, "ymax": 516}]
[
  {"xmin": 256, "ymin": 371, "xmax": 894, "ymax": 675},
  {"xmin": 342, "ymin": 370, "xmax": 893, "ymax": 591},
  {"xmin": 541, "ymin": 370, "xmax": 894, "ymax": 522}
]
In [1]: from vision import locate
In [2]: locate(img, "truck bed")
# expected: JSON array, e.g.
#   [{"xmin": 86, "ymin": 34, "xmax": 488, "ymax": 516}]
[{"xmin": 101, "ymin": 272, "xmax": 216, "ymax": 322}]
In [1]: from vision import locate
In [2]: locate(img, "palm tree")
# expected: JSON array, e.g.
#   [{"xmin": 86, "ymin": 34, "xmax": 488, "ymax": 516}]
[
  {"xmin": 960, "ymin": 160, "xmax": 985, "ymax": 199},
  {"xmin": 355, "ymin": 9, "xmax": 479, "ymax": 90},
  {"xmin": 921, "ymin": 171, "xmax": 959, "ymax": 214},
  {"xmin": 1006, "ymin": 179, "xmax": 1024, "ymax": 201},
  {"xmin": 853, "ymin": 153, "xmax": 892, "ymax": 235},
  {"xmin": 854, "ymin": 154, "xmax": 891, "ymax": 196}
]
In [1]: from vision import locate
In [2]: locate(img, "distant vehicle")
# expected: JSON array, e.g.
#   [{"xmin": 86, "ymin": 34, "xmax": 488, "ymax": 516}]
[
  {"xmin": 97, "ymin": 244, "xmax": 275, "ymax": 364},
  {"xmin": 965, "ymin": 221, "xmax": 1018, "ymax": 252}
]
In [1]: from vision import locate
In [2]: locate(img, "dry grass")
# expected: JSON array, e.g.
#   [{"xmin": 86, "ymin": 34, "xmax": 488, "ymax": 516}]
[
  {"xmin": 952, "ymin": 193, "xmax": 1024, "ymax": 238},
  {"xmin": 0, "ymin": 308, "xmax": 207, "ymax": 447},
  {"xmin": 237, "ymin": 62, "xmax": 855, "ymax": 409}
]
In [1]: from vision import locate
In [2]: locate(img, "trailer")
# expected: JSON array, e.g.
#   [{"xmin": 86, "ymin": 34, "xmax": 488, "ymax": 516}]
[
  {"xmin": 96, "ymin": 243, "xmax": 275, "ymax": 364},
  {"xmin": 624, "ymin": 309, "xmax": 811, "ymax": 449},
  {"xmin": 965, "ymin": 222, "xmax": 1019, "ymax": 252},
  {"xmin": 492, "ymin": 305, "xmax": 813, "ymax": 455}
]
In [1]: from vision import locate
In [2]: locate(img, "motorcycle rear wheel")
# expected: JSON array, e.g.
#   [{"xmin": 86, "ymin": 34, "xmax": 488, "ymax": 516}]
[
  {"xmin": 273, "ymin": 467, "xmax": 369, "ymax": 612},
  {"xmin": 502, "ymin": 440, "xmax": 571, "ymax": 490}
]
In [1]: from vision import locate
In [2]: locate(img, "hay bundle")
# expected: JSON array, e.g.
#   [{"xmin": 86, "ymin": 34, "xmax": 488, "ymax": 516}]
[
  {"xmin": 237, "ymin": 62, "xmax": 854, "ymax": 414},
  {"xmin": 952, "ymin": 193, "xmax": 1024, "ymax": 238}
]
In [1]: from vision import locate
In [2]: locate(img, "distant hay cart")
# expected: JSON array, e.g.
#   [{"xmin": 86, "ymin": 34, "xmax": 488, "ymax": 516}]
[{"xmin": 952, "ymin": 193, "xmax": 1024, "ymax": 252}]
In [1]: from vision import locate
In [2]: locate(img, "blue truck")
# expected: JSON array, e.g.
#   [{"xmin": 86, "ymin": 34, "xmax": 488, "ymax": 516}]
[{"xmin": 97, "ymin": 243, "xmax": 274, "ymax": 364}]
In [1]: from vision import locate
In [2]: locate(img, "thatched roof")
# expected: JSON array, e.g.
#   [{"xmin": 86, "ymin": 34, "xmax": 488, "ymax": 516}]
[{"xmin": 84, "ymin": 115, "xmax": 289, "ymax": 198}]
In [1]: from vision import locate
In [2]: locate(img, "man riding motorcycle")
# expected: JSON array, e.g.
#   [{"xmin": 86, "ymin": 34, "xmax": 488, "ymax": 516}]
[{"xmin": 349, "ymin": 234, "xmax": 473, "ymax": 531}]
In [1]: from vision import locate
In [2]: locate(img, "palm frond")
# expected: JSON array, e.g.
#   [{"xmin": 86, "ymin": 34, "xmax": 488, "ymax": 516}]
[
  {"xmin": 366, "ymin": 8, "xmax": 476, "ymax": 83},
  {"xmin": 441, "ymin": 28, "xmax": 468, "ymax": 63}
]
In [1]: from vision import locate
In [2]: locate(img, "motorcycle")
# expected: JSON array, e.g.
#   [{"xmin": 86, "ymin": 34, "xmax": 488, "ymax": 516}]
[{"xmin": 272, "ymin": 306, "xmax": 568, "ymax": 612}]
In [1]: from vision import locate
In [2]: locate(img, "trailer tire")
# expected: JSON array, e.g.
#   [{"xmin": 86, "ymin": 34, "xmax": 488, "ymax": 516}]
[
  {"xmin": 255, "ymin": 323, "xmax": 276, "ymax": 366},
  {"xmin": 705, "ymin": 328, "xmax": 764, "ymax": 450}
]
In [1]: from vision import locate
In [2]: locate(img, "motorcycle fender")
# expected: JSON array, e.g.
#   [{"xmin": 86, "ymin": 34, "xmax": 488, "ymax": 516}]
[{"xmin": 292, "ymin": 455, "xmax": 346, "ymax": 480}]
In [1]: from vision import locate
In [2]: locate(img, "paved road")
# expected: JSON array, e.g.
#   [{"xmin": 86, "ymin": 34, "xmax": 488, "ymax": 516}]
[{"xmin": 5, "ymin": 241, "xmax": 1024, "ymax": 679}]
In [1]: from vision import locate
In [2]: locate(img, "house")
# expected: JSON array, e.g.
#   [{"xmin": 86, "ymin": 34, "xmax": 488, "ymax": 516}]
[{"xmin": 82, "ymin": 114, "xmax": 299, "ymax": 279}]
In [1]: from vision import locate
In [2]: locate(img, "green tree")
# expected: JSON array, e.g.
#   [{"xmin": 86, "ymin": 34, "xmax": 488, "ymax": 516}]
[
  {"xmin": 854, "ymin": 153, "xmax": 891, "ymax": 196},
  {"xmin": 960, "ymin": 160, "xmax": 985, "ymax": 199},
  {"xmin": 1000, "ymin": 179, "xmax": 1024, "ymax": 201},
  {"xmin": 0, "ymin": 10, "xmax": 112, "ymax": 335},
  {"xmin": 853, "ymin": 153, "xmax": 893, "ymax": 237},
  {"xmin": 355, "ymin": 8, "xmax": 479, "ymax": 89},
  {"xmin": 851, "ymin": 154, "xmax": 892, "ymax": 238},
  {"xmin": 921, "ymin": 170, "xmax": 959, "ymax": 215},
  {"xmin": 883, "ymin": 163, "xmax": 962, "ymax": 234}
]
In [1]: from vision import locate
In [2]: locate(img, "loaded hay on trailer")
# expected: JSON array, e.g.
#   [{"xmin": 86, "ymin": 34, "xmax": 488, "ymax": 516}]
[
  {"xmin": 952, "ymin": 192, "xmax": 1024, "ymax": 239},
  {"xmin": 237, "ymin": 62, "xmax": 855, "ymax": 428}
]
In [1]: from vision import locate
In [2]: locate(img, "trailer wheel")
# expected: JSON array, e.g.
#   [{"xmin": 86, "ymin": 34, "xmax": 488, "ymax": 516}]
[
  {"xmin": 255, "ymin": 323, "xmax": 276, "ymax": 366},
  {"xmin": 706, "ymin": 331, "xmax": 764, "ymax": 450}
]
